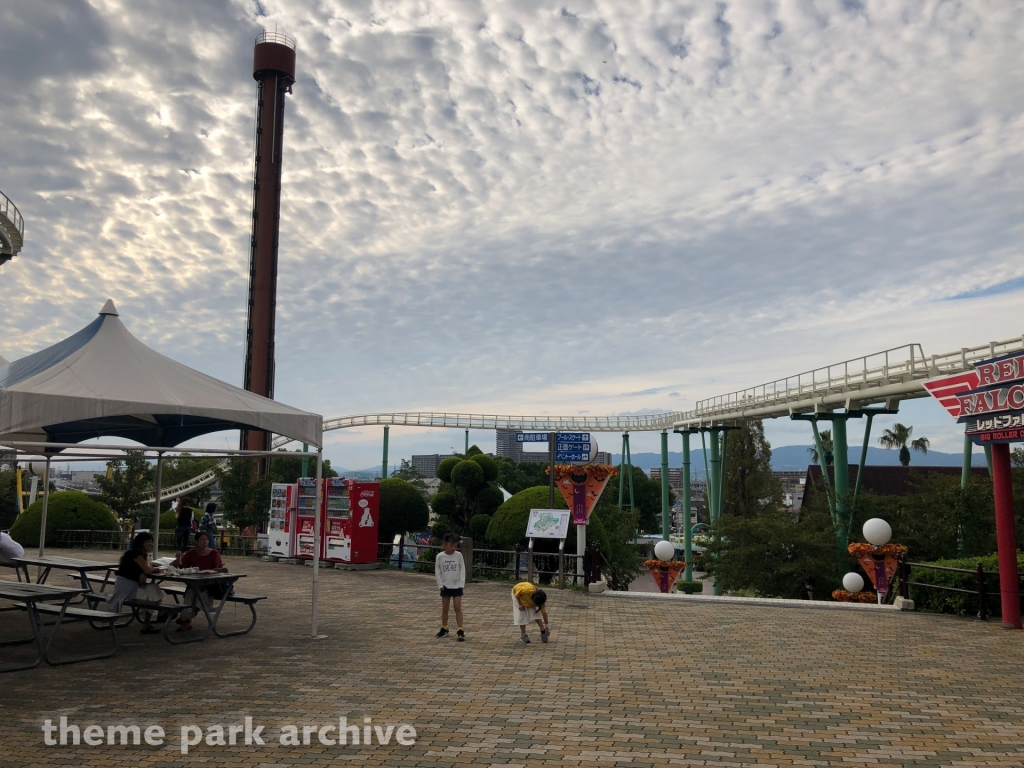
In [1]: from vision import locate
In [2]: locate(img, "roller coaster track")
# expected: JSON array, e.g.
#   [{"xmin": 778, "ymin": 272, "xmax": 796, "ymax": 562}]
[{"xmin": 141, "ymin": 334, "xmax": 1023, "ymax": 503}]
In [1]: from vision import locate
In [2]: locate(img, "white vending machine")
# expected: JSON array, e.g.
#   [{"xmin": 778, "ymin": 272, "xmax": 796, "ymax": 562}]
[{"xmin": 268, "ymin": 482, "xmax": 297, "ymax": 557}]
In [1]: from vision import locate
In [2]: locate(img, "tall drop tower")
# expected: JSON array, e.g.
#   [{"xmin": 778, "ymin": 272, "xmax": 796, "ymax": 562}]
[{"xmin": 241, "ymin": 31, "xmax": 296, "ymax": 457}]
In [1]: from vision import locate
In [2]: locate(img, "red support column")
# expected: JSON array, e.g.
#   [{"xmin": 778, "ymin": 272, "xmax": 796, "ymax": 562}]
[{"xmin": 991, "ymin": 442, "xmax": 1022, "ymax": 629}]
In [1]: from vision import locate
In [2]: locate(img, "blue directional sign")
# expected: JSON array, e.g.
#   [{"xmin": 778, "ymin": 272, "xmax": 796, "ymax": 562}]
[{"xmin": 556, "ymin": 432, "xmax": 592, "ymax": 462}]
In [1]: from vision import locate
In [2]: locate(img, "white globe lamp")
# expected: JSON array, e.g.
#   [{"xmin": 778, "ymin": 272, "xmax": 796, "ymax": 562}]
[
  {"xmin": 863, "ymin": 518, "xmax": 892, "ymax": 546},
  {"xmin": 842, "ymin": 572, "xmax": 865, "ymax": 593},
  {"xmin": 654, "ymin": 540, "xmax": 675, "ymax": 562}
]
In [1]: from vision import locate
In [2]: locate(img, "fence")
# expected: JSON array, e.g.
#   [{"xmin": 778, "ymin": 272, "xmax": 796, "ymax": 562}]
[
  {"xmin": 896, "ymin": 555, "xmax": 998, "ymax": 619},
  {"xmin": 379, "ymin": 537, "xmax": 588, "ymax": 588},
  {"xmin": 55, "ymin": 528, "xmax": 265, "ymax": 558}
]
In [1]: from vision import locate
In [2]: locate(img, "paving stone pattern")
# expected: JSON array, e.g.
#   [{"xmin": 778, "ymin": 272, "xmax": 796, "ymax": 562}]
[{"xmin": 1, "ymin": 549, "xmax": 1023, "ymax": 767}]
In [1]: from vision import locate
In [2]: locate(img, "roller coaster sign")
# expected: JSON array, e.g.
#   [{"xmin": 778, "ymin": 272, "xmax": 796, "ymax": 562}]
[{"xmin": 924, "ymin": 350, "xmax": 1024, "ymax": 445}]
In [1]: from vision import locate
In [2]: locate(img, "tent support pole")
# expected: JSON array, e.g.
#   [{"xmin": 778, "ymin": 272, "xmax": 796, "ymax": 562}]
[
  {"xmin": 38, "ymin": 457, "xmax": 51, "ymax": 558},
  {"xmin": 311, "ymin": 447, "xmax": 324, "ymax": 638},
  {"xmin": 152, "ymin": 452, "xmax": 164, "ymax": 557}
]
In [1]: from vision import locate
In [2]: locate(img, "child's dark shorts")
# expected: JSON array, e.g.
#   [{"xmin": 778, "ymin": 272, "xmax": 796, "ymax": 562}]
[{"xmin": 440, "ymin": 587, "xmax": 464, "ymax": 598}]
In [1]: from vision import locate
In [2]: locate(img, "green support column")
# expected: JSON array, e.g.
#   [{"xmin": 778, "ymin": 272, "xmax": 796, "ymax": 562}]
[
  {"xmin": 708, "ymin": 428, "xmax": 722, "ymax": 523},
  {"xmin": 708, "ymin": 427, "xmax": 722, "ymax": 596},
  {"xmin": 301, "ymin": 443, "xmax": 309, "ymax": 478},
  {"xmin": 961, "ymin": 434, "xmax": 973, "ymax": 488},
  {"xmin": 618, "ymin": 432, "xmax": 635, "ymax": 511},
  {"xmin": 718, "ymin": 430, "xmax": 729, "ymax": 518},
  {"xmin": 465, "ymin": 429, "xmax": 469, "ymax": 454},
  {"xmin": 831, "ymin": 416, "xmax": 851, "ymax": 547},
  {"xmin": 660, "ymin": 431, "xmax": 670, "ymax": 540},
  {"xmin": 381, "ymin": 426, "xmax": 389, "ymax": 480},
  {"xmin": 811, "ymin": 419, "xmax": 835, "ymax": 516},
  {"xmin": 681, "ymin": 432, "xmax": 693, "ymax": 581},
  {"xmin": 852, "ymin": 414, "xmax": 874, "ymax": 510}
]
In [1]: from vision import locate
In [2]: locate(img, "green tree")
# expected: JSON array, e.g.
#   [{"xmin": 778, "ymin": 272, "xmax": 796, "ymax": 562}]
[
  {"xmin": 158, "ymin": 454, "xmax": 220, "ymax": 505},
  {"xmin": 9, "ymin": 490, "xmax": 119, "ymax": 548},
  {"xmin": 378, "ymin": 478, "xmax": 430, "ymax": 540},
  {"xmin": 696, "ymin": 507, "xmax": 840, "ymax": 599},
  {"xmin": 722, "ymin": 420, "xmax": 783, "ymax": 518},
  {"xmin": 603, "ymin": 465, "xmax": 668, "ymax": 533},
  {"xmin": 96, "ymin": 450, "xmax": 153, "ymax": 522},
  {"xmin": 266, "ymin": 449, "xmax": 338, "ymax": 484},
  {"xmin": 494, "ymin": 458, "xmax": 548, "ymax": 495},
  {"xmin": 807, "ymin": 428, "xmax": 834, "ymax": 465},
  {"xmin": 0, "ymin": 469, "xmax": 18, "ymax": 529},
  {"xmin": 879, "ymin": 423, "xmax": 930, "ymax": 466},
  {"xmin": 390, "ymin": 458, "xmax": 425, "ymax": 488},
  {"xmin": 215, "ymin": 458, "xmax": 272, "ymax": 530}
]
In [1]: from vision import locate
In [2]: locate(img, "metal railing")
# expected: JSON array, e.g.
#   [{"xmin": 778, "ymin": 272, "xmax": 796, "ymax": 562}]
[
  {"xmin": 256, "ymin": 31, "xmax": 295, "ymax": 49},
  {"xmin": 55, "ymin": 528, "xmax": 266, "ymax": 557},
  {"xmin": 896, "ymin": 555, "xmax": 999, "ymax": 620},
  {"xmin": 0, "ymin": 188, "xmax": 24, "ymax": 239},
  {"xmin": 379, "ymin": 538, "xmax": 585, "ymax": 587}
]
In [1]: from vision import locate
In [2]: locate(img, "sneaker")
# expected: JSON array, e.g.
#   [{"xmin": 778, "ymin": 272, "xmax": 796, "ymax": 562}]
[
  {"xmin": 435, "ymin": 628, "xmax": 449, "ymax": 638},
  {"xmin": 456, "ymin": 630, "xmax": 466, "ymax": 642},
  {"xmin": 540, "ymin": 630, "xmax": 548, "ymax": 643},
  {"xmin": 520, "ymin": 633, "xmax": 531, "ymax": 643}
]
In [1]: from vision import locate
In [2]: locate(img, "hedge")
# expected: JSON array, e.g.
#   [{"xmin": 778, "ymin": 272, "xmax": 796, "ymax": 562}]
[
  {"xmin": 905, "ymin": 552, "xmax": 1024, "ymax": 617},
  {"xmin": 9, "ymin": 491, "xmax": 119, "ymax": 548}
]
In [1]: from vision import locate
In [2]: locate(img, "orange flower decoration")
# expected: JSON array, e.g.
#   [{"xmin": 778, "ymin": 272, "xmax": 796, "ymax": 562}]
[
  {"xmin": 847, "ymin": 543, "xmax": 908, "ymax": 557},
  {"xmin": 831, "ymin": 589, "xmax": 878, "ymax": 603}
]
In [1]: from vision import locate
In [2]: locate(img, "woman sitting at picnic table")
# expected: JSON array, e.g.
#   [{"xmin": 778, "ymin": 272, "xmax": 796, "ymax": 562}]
[
  {"xmin": 171, "ymin": 530, "xmax": 227, "ymax": 632},
  {"xmin": 108, "ymin": 532, "xmax": 164, "ymax": 635}
]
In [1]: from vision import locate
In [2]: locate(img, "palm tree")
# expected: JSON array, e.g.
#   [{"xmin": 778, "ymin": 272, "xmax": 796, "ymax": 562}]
[
  {"xmin": 807, "ymin": 429, "xmax": 834, "ymax": 465},
  {"xmin": 878, "ymin": 423, "xmax": 930, "ymax": 466}
]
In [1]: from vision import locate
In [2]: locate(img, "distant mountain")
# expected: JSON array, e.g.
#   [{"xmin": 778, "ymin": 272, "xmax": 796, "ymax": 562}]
[{"xmin": 610, "ymin": 446, "xmax": 987, "ymax": 476}]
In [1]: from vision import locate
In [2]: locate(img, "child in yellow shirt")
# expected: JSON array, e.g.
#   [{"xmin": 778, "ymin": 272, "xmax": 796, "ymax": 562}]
[{"xmin": 511, "ymin": 581, "xmax": 550, "ymax": 643}]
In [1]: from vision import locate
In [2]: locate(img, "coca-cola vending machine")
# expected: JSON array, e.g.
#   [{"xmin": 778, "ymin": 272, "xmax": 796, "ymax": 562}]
[
  {"xmin": 325, "ymin": 480, "xmax": 379, "ymax": 564},
  {"xmin": 295, "ymin": 477, "xmax": 320, "ymax": 559},
  {"xmin": 321, "ymin": 478, "xmax": 351, "ymax": 561},
  {"xmin": 268, "ymin": 482, "xmax": 297, "ymax": 558}
]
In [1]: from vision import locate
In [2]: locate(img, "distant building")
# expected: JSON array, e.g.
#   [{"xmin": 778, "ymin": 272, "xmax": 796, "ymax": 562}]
[
  {"xmin": 773, "ymin": 470, "xmax": 806, "ymax": 510},
  {"xmin": 594, "ymin": 451, "xmax": 613, "ymax": 465},
  {"xmin": 410, "ymin": 454, "xmax": 454, "ymax": 479}
]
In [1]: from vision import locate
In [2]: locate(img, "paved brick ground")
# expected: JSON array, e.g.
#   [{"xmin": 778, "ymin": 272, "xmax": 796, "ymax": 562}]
[{"xmin": 1, "ymin": 549, "xmax": 1023, "ymax": 767}]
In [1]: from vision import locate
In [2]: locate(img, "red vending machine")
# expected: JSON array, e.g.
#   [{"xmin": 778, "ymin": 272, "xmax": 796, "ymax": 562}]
[
  {"xmin": 324, "ymin": 480, "xmax": 379, "ymax": 564},
  {"xmin": 322, "ymin": 478, "xmax": 351, "ymax": 562},
  {"xmin": 268, "ymin": 482, "xmax": 297, "ymax": 558},
  {"xmin": 295, "ymin": 477, "xmax": 320, "ymax": 559}
]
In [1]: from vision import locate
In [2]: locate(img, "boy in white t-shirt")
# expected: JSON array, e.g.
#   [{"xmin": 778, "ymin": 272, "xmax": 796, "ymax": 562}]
[{"xmin": 434, "ymin": 534, "xmax": 466, "ymax": 641}]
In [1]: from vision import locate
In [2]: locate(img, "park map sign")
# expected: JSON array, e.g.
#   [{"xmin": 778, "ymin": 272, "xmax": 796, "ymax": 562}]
[{"xmin": 924, "ymin": 350, "xmax": 1024, "ymax": 445}]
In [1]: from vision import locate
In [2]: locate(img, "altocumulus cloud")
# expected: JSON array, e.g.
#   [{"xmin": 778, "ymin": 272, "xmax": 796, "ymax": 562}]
[{"xmin": 1, "ymin": 0, "xmax": 1023, "ymax": 466}]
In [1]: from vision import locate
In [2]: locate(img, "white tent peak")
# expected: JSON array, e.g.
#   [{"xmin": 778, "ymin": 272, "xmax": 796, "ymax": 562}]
[{"xmin": 99, "ymin": 299, "xmax": 119, "ymax": 316}]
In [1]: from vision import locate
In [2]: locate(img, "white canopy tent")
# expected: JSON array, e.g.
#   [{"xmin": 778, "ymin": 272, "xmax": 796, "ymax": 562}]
[{"xmin": 0, "ymin": 300, "xmax": 329, "ymax": 636}]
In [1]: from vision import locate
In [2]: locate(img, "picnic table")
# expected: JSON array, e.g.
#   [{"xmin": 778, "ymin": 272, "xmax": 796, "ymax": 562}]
[
  {"xmin": 0, "ymin": 582, "xmax": 120, "ymax": 672},
  {"xmin": 148, "ymin": 571, "xmax": 259, "ymax": 644},
  {"xmin": 11, "ymin": 555, "xmax": 118, "ymax": 598}
]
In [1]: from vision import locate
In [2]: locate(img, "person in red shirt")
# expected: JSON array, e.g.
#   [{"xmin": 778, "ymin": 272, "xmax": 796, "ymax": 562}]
[
  {"xmin": 171, "ymin": 531, "xmax": 227, "ymax": 632},
  {"xmin": 174, "ymin": 531, "xmax": 224, "ymax": 571}
]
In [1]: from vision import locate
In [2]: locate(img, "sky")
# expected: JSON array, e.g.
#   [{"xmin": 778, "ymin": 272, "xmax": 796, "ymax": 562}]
[{"xmin": 1, "ymin": 0, "xmax": 1022, "ymax": 472}]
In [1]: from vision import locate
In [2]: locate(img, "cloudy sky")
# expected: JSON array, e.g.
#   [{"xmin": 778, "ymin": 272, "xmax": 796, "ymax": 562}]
[{"xmin": 2, "ymin": 0, "xmax": 1022, "ymax": 470}]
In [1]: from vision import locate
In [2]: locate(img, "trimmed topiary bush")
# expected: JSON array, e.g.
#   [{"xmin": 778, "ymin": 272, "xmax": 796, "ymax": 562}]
[
  {"xmin": 431, "ymin": 491, "xmax": 458, "ymax": 520},
  {"xmin": 469, "ymin": 454, "xmax": 498, "ymax": 482},
  {"xmin": 450, "ymin": 459, "xmax": 484, "ymax": 491},
  {"xmin": 469, "ymin": 513, "xmax": 491, "ymax": 543},
  {"xmin": 436, "ymin": 457, "xmax": 461, "ymax": 482},
  {"xmin": 9, "ymin": 491, "xmax": 119, "ymax": 548},
  {"xmin": 379, "ymin": 478, "xmax": 430, "ymax": 541}
]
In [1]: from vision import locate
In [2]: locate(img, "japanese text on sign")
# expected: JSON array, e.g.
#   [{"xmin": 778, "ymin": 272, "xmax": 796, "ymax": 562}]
[{"xmin": 515, "ymin": 432, "xmax": 550, "ymax": 443}]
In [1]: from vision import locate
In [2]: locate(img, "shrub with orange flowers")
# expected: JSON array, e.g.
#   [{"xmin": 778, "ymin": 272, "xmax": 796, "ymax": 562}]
[
  {"xmin": 645, "ymin": 559, "xmax": 686, "ymax": 593},
  {"xmin": 847, "ymin": 543, "xmax": 908, "ymax": 558},
  {"xmin": 831, "ymin": 590, "xmax": 878, "ymax": 604}
]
